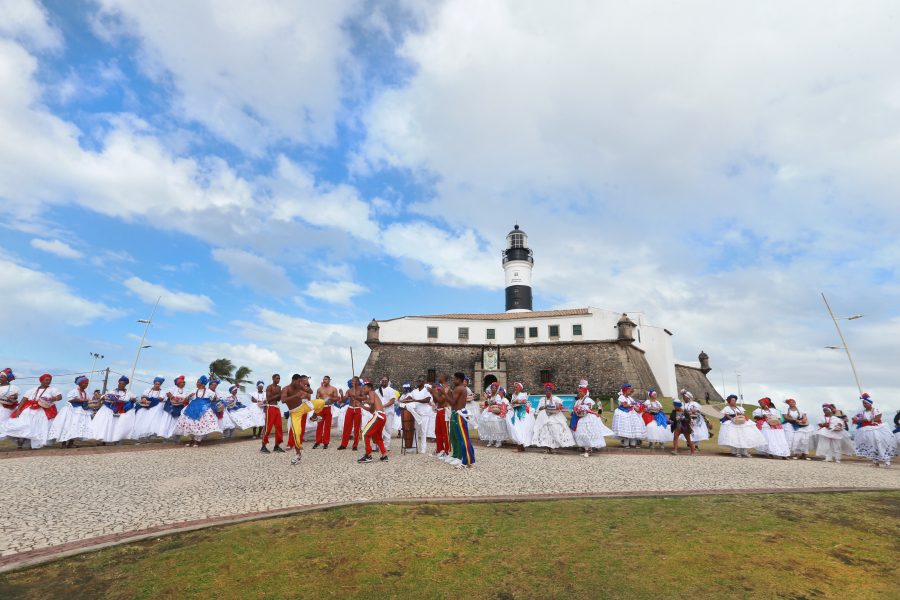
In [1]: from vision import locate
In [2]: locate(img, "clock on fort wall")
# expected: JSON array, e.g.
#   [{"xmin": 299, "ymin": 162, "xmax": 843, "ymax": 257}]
[{"xmin": 483, "ymin": 347, "xmax": 499, "ymax": 371}]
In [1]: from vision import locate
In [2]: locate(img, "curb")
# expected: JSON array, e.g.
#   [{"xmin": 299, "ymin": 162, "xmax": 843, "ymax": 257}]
[{"xmin": 1, "ymin": 486, "xmax": 896, "ymax": 574}]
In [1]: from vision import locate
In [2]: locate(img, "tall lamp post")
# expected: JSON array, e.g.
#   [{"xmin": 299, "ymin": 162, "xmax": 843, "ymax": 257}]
[
  {"xmin": 89, "ymin": 352, "xmax": 105, "ymax": 378},
  {"xmin": 128, "ymin": 297, "xmax": 160, "ymax": 394},
  {"xmin": 821, "ymin": 291, "xmax": 864, "ymax": 396}
]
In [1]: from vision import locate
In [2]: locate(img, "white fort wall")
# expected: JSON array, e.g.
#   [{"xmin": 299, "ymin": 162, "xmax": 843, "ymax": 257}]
[{"xmin": 375, "ymin": 307, "xmax": 678, "ymax": 397}]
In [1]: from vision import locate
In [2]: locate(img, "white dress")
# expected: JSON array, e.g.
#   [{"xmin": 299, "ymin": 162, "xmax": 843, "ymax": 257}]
[
  {"xmin": 175, "ymin": 389, "xmax": 222, "ymax": 437},
  {"xmin": 0, "ymin": 383, "xmax": 20, "ymax": 428},
  {"xmin": 612, "ymin": 395, "xmax": 647, "ymax": 440},
  {"xmin": 505, "ymin": 392, "xmax": 536, "ymax": 446},
  {"xmin": 477, "ymin": 396, "xmax": 510, "ymax": 443},
  {"xmin": 531, "ymin": 396, "xmax": 576, "ymax": 448},
  {"xmin": 814, "ymin": 415, "xmax": 855, "ymax": 457},
  {"xmin": 2, "ymin": 386, "xmax": 59, "ymax": 448},
  {"xmin": 157, "ymin": 385, "xmax": 189, "ymax": 438},
  {"xmin": 49, "ymin": 387, "xmax": 95, "ymax": 442},
  {"xmin": 132, "ymin": 387, "xmax": 166, "ymax": 439},
  {"xmin": 684, "ymin": 401, "xmax": 710, "ymax": 442},
  {"xmin": 782, "ymin": 408, "xmax": 815, "ymax": 455},
  {"xmin": 643, "ymin": 400, "xmax": 671, "ymax": 443},
  {"xmin": 91, "ymin": 389, "xmax": 137, "ymax": 442},
  {"xmin": 377, "ymin": 386, "xmax": 401, "ymax": 434},
  {"xmin": 853, "ymin": 409, "xmax": 896, "ymax": 463},
  {"xmin": 752, "ymin": 407, "xmax": 790, "ymax": 457},
  {"xmin": 571, "ymin": 397, "xmax": 612, "ymax": 449},
  {"xmin": 246, "ymin": 391, "xmax": 267, "ymax": 427},
  {"xmin": 717, "ymin": 406, "xmax": 765, "ymax": 449},
  {"xmin": 223, "ymin": 394, "xmax": 257, "ymax": 430}
]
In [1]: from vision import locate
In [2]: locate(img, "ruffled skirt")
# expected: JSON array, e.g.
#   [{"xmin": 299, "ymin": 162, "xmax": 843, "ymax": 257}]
[
  {"xmin": 2, "ymin": 409, "xmax": 53, "ymax": 448},
  {"xmin": 717, "ymin": 421, "xmax": 766, "ymax": 449},
  {"xmin": 612, "ymin": 409, "xmax": 646, "ymax": 440},
  {"xmin": 132, "ymin": 404, "xmax": 166, "ymax": 439},
  {"xmin": 477, "ymin": 411, "xmax": 509, "ymax": 442},
  {"xmin": 218, "ymin": 409, "xmax": 237, "ymax": 431},
  {"xmin": 853, "ymin": 424, "xmax": 896, "ymax": 463},
  {"xmin": 645, "ymin": 420, "xmax": 671, "ymax": 443},
  {"xmin": 783, "ymin": 424, "xmax": 815, "ymax": 454},
  {"xmin": 48, "ymin": 404, "xmax": 94, "ymax": 442},
  {"xmin": 573, "ymin": 413, "xmax": 610, "ymax": 449},
  {"xmin": 155, "ymin": 412, "xmax": 180, "ymax": 439},
  {"xmin": 227, "ymin": 407, "xmax": 257, "ymax": 430},
  {"xmin": 91, "ymin": 406, "xmax": 121, "ymax": 442},
  {"xmin": 813, "ymin": 427, "xmax": 854, "ymax": 456},
  {"xmin": 531, "ymin": 411, "xmax": 576, "ymax": 448},
  {"xmin": 246, "ymin": 403, "xmax": 266, "ymax": 427},
  {"xmin": 505, "ymin": 408, "xmax": 536, "ymax": 446},
  {"xmin": 174, "ymin": 407, "xmax": 221, "ymax": 437},
  {"xmin": 755, "ymin": 424, "xmax": 790, "ymax": 457}
]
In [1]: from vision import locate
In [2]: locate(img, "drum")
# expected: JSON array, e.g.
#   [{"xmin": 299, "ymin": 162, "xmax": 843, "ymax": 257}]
[
  {"xmin": 401, "ymin": 407, "xmax": 415, "ymax": 449},
  {"xmin": 733, "ymin": 415, "xmax": 747, "ymax": 425},
  {"xmin": 767, "ymin": 417, "xmax": 783, "ymax": 429}
]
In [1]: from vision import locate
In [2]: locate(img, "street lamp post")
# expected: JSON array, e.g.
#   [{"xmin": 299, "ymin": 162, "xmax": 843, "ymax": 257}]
[
  {"xmin": 128, "ymin": 297, "xmax": 161, "ymax": 395},
  {"xmin": 821, "ymin": 292, "xmax": 864, "ymax": 396},
  {"xmin": 88, "ymin": 352, "xmax": 105, "ymax": 379}
]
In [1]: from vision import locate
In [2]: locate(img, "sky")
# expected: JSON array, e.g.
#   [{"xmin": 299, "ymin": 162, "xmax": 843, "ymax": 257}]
[{"xmin": 1, "ymin": 0, "xmax": 899, "ymax": 417}]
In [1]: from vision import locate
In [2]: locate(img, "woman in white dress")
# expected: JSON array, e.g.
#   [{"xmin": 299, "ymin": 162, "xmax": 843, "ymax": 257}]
[
  {"xmin": 132, "ymin": 377, "xmax": 166, "ymax": 440},
  {"xmin": 174, "ymin": 375, "xmax": 221, "ymax": 447},
  {"xmin": 814, "ymin": 404, "xmax": 854, "ymax": 463},
  {"xmin": 222, "ymin": 384, "xmax": 257, "ymax": 435},
  {"xmin": 247, "ymin": 380, "xmax": 268, "ymax": 438},
  {"xmin": 851, "ymin": 394, "xmax": 895, "ymax": 467},
  {"xmin": 505, "ymin": 382, "xmax": 535, "ymax": 451},
  {"xmin": 781, "ymin": 398, "xmax": 815, "ymax": 460},
  {"xmin": 751, "ymin": 397, "xmax": 790, "ymax": 459},
  {"xmin": 717, "ymin": 394, "xmax": 765, "ymax": 457},
  {"xmin": 571, "ymin": 386, "xmax": 612, "ymax": 456},
  {"xmin": 49, "ymin": 375, "xmax": 94, "ymax": 448},
  {"xmin": 0, "ymin": 368, "xmax": 20, "ymax": 430},
  {"xmin": 92, "ymin": 376, "xmax": 136, "ymax": 445},
  {"xmin": 157, "ymin": 375, "xmax": 189, "ymax": 440},
  {"xmin": 612, "ymin": 384, "xmax": 646, "ymax": 448},
  {"xmin": 478, "ymin": 386, "xmax": 510, "ymax": 447},
  {"xmin": 3, "ymin": 373, "xmax": 60, "ymax": 450},
  {"xmin": 531, "ymin": 383, "xmax": 575, "ymax": 452},
  {"xmin": 680, "ymin": 390, "xmax": 710, "ymax": 448},
  {"xmin": 643, "ymin": 389, "xmax": 670, "ymax": 449}
]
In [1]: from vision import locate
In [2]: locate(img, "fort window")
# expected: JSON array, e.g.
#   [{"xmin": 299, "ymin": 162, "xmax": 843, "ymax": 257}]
[
  {"xmin": 427, "ymin": 327, "xmax": 438, "ymax": 339},
  {"xmin": 540, "ymin": 369, "xmax": 552, "ymax": 384},
  {"xmin": 514, "ymin": 327, "xmax": 525, "ymax": 339},
  {"xmin": 548, "ymin": 325, "xmax": 560, "ymax": 338},
  {"xmin": 458, "ymin": 327, "xmax": 469, "ymax": 339},
  {"xmin": 572, "ymin": 324, "xmax": 583, "ymax": 336},
  {"xmin": 528, "ymin": 327, "xmax": 538, "ymax": 338},
  {"xmin": 486, "ymin": 328, "xmax": 496, "ymax": 340},
  {"xmin": 427, "ymin": 368, "xmax": 436, "ymax": 383}
]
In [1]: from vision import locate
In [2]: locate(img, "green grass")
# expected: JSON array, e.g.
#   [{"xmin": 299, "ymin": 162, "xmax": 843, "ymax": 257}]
[{"xmin": 2, "ymin": 492, "xmax": 897, "ymax": 600}]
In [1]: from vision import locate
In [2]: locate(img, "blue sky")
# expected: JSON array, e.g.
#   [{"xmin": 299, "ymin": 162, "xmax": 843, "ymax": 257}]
[{"xmin": 1, "ymin": 0, "xmax": 899, "ymax": 415}]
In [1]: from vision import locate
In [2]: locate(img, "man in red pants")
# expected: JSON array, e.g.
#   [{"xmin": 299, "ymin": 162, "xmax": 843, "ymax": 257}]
[
  {"xmin": 313, "ymin": 375, "xmax": 339, "ymax": 449},
  {"xmin": 337, "ymin": 376, "xmax": 364, "ymax": 451},
  {"xmin": 358, "ymin": 382, "xmax": 387, "ymax": 463},
  {"xmin": 433, "ymin": 375, "xmax": 451, "ymax": 458},
  {"xmin": 261, "ymin": 374, "xmax": 284, "ymax": 453}
]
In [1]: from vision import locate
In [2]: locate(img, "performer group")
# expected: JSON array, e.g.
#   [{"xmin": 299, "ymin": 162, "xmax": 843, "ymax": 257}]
[{"xmin": 0, "ymin": 367, "xmax": 896, "ymax": 468}]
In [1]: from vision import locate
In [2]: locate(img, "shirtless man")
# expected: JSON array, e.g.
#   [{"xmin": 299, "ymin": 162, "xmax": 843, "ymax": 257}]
[
  {"xmin": 338, "ymin": 376, "xmax": 364, "ymax": 451},
  {"xmin": 448, "ymin": 372, "xmax": 475, "ymax": 467},
  {"xmin": 432, "ymin": 374, "xmax": 451, "ymax": 458},
  {"xmin": 312, "ymin": 375, "xmax": 340, "ymax": 449},
  {"xmin": 358, "ymin": 381, "xmax": 388, "ymax": 463},
  {"xmin": 261, "ymin": 374, "xmax": 284, "ymax": 454},
  {"xmin": 281, "ymin": 374, "xmax": 314, "ymax": 464}
]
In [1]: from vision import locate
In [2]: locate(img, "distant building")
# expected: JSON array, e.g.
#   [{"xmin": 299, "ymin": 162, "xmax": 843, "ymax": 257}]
[{"xmin": 362, "ymin": 225, "xmax": 721, "ymax": 400}]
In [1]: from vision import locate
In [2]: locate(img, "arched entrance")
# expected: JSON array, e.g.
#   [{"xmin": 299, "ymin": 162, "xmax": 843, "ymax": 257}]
[{"xmin": 483, "ymin": 374, "xmax": 498, "ymax": 392}]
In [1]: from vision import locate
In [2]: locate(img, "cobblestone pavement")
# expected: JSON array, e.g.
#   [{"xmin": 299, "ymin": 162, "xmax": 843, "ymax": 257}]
[{"xmin": 2, "ymin": 440, "xmax": 897, "ymax": 557}]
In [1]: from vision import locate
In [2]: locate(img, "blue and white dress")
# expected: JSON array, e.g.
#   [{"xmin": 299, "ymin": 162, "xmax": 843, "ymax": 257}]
[
  {"xmin": 223, "ymin": 393, "xmax": 256, "ymax": 430},
  {"xmin": 175, "ymin": 388, "xmax": 221, "ymax": 438},
  {"xmin": 505, "ymin": 392, "xmax": 535, "ymax": 446},
  {"xmin": 782, "ymin": 407, "xmax": 815, "ymax": 455},
  {"xmin": 477, "ymin": 395, "xmax": 510, "ymax": 443},
  {"xmin": 156, "ymin": 385, "xmax": 189, "ymax": 439},
  {"xmin": 531, "ymin": 396, "xmax": 576, "ymax": 449},
  {"xmin": 92, "ymin": 389, "xmax": 136, "ymax": 443},
  {"xmin": 132, "ymin": 387, "xmax": 166, "ymax": 439},
  {"xmin": 571, "ymin": 396, "xmax": 613, "ymax": 450},
  {"xmin": 643, "ymin": 399, "xmax": 671, "ymax": 443},
  {"xmin": 612, "ymin": 395, "xmax": 647, "ymax": 441}
]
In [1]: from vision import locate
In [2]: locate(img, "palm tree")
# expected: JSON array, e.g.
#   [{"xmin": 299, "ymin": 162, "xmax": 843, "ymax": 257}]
[{"xmin": 208, "ymin": 358, "xmax": 253, "ymax": 391}]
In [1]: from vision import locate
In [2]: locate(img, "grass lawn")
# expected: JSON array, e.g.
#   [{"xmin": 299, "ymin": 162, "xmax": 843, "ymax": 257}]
[{"xmin": 2, "ymin": 491, "xmax": 897, "ymax": 600}]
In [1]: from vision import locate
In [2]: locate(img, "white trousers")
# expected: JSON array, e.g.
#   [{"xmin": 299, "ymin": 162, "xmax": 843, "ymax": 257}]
[{"xmin": 821, "ymin": 438, "xmax": 844, "ymax": 462}]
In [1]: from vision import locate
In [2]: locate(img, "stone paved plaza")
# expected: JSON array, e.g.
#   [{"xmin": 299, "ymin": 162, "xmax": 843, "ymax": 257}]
[{"xmin": 2, "ymin": 441, "xmax": 898, "ymax": 560}]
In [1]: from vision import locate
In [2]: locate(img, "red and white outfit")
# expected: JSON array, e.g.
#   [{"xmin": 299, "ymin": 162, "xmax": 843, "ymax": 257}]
[
  {"xmin": 401, "ymin": 386, "xmax": 433, "ymax": 454},
  {"xmin": 814, "ymin": 412, "xmax": 854, "ymax": 463},
  {"xmin": 853, "ymin": 403, "xmax": 895, "ymax": 466},
  {"xmin": 572, "ymin": 396, "xmax": 612, "ymax": 451},
  {"xmin": 0, "ymin": 379, "xmax": 20, "ymax": 427},
  {"xmin": 362, "ymin": 410, "xmax": 387, "ymax": 456},
  {"xmin": 531, "ymin": 395, "xmax": 576, "ymax": 449},
  {"xmin": 3, "ymin": 384, "xmax": 59, "ymax": 449},
  {"xmin": 92, "ymin": 388, "xmax": 136, "ymax": 443},
  {"xmin": 478, "ymin": 394, "xmax": 510, "ymax": 446},
  {"xmin": 49, "ymin": 386, "xmax": 94, "ymax": 442},
  {"xmin": 315, "ymin": 401, "xmax": 333, "ymax": 446},
  {"xmin": 340, "ymin": 404, "xmax": 363, "ymax": 449},
  {"xmin": 782, "ymin": 406, "xmax": 815, "ymax": 456},
  {"xmin": 752, "ymin": 406, "xmax": 790, "ymax": 457}
]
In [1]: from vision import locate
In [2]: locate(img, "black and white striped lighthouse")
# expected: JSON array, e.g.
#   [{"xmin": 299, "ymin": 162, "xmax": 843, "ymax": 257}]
[{"xmin": 502, "ymin": 224, "xmax": 534, "ymax": 312}]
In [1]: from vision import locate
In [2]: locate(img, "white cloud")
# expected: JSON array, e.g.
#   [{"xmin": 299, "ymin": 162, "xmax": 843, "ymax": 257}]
[
  {"xmin": 0, "ymin": 253, "xmax": 118, "ymax": 328},
  {"xmin": 29, "ymin": 238, "xmax": 83, "ymax": 259},
  {"xmin": 303, "ymin": 279, "xmax": 368, "ymax": 307},
  {"xmin": 0, "ymin": 0, "xmax": 62, "ymax": 50},
  {"xmin": 168, "ymin": 341, "xmax": 283, "ymax": 375},
  {"xmin": 93, "ymin": 0, "xmax": 361, "ymax": 151},
  {"xmin": 123, "ymin": 276, "xmax": 214, "ymax": 313},
  {"xmin": 211, "ymin": 247, "xmax": 295, "ymax": 293}
]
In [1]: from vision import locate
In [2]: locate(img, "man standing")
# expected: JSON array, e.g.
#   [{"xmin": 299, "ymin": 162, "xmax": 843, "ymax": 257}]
[
  {"xmin": 285, "ymin": 374, "xmax": 313, "ymax": 450},
  {"xmin": 337, "ymin": 377, "xmax": 364, "ymax": 451},
  {"xmin": 400, "ymin": 377, "xmax": 433, "ymax": 454},
  {"xmin": 261, "ymin": 374, "xmax": 284, "ymax": 453},
  {"xmin": 433, "ymin": 374, "xmax": 452, "ymax": 458},
  {"xmin": 282, "ymin": 374, "xmax": 316, "ymax": 465},
  {"xmin": 358, "ymin": 381, "xmax": 388, "ymax": 463},
  {"xmin": 375, "ymin": 376, "xmax": 398, "ymax": 452},
  {"xmin": 448, "ymin": 372, "xmax": 475, "ymax": 468},
  {"xmin": 313, "ymin": 375, "xmax": 339, "ymax": 449},
  {"xmin": 249, "ymin": 380, "xmax": 266, "ymax": 438}
]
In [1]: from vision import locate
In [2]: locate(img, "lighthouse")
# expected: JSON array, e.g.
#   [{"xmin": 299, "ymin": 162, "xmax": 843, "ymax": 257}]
[{"xmin": 502, "ymin": 224, "xmax": 534, "ymax": 312}]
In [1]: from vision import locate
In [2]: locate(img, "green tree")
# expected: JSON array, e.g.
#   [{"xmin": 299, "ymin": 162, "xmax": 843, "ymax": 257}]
[{"xmin": 208, "ymin": 358, "xmax": 253, "ymax": 391}]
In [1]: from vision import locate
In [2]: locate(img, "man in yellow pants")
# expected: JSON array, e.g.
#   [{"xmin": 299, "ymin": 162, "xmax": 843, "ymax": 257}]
[{"xmin": 282, "ymin": 374, "xmax": 325, "ymax": 465}]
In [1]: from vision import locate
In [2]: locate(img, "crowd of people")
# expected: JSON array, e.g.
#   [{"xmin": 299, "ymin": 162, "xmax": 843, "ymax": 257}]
[{"xmin": 1, "ymin": 367, "xmax": 897, "ymax": 468}]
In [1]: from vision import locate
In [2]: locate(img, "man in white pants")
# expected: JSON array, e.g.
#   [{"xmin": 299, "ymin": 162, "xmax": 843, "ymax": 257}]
[
  {"xmin": 376, "ymin": 376, "xmax": 398, "ymax": 451},
  {"xmin": 401, "ymin": 377, "xmax": 433, "ymax": 454}
]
